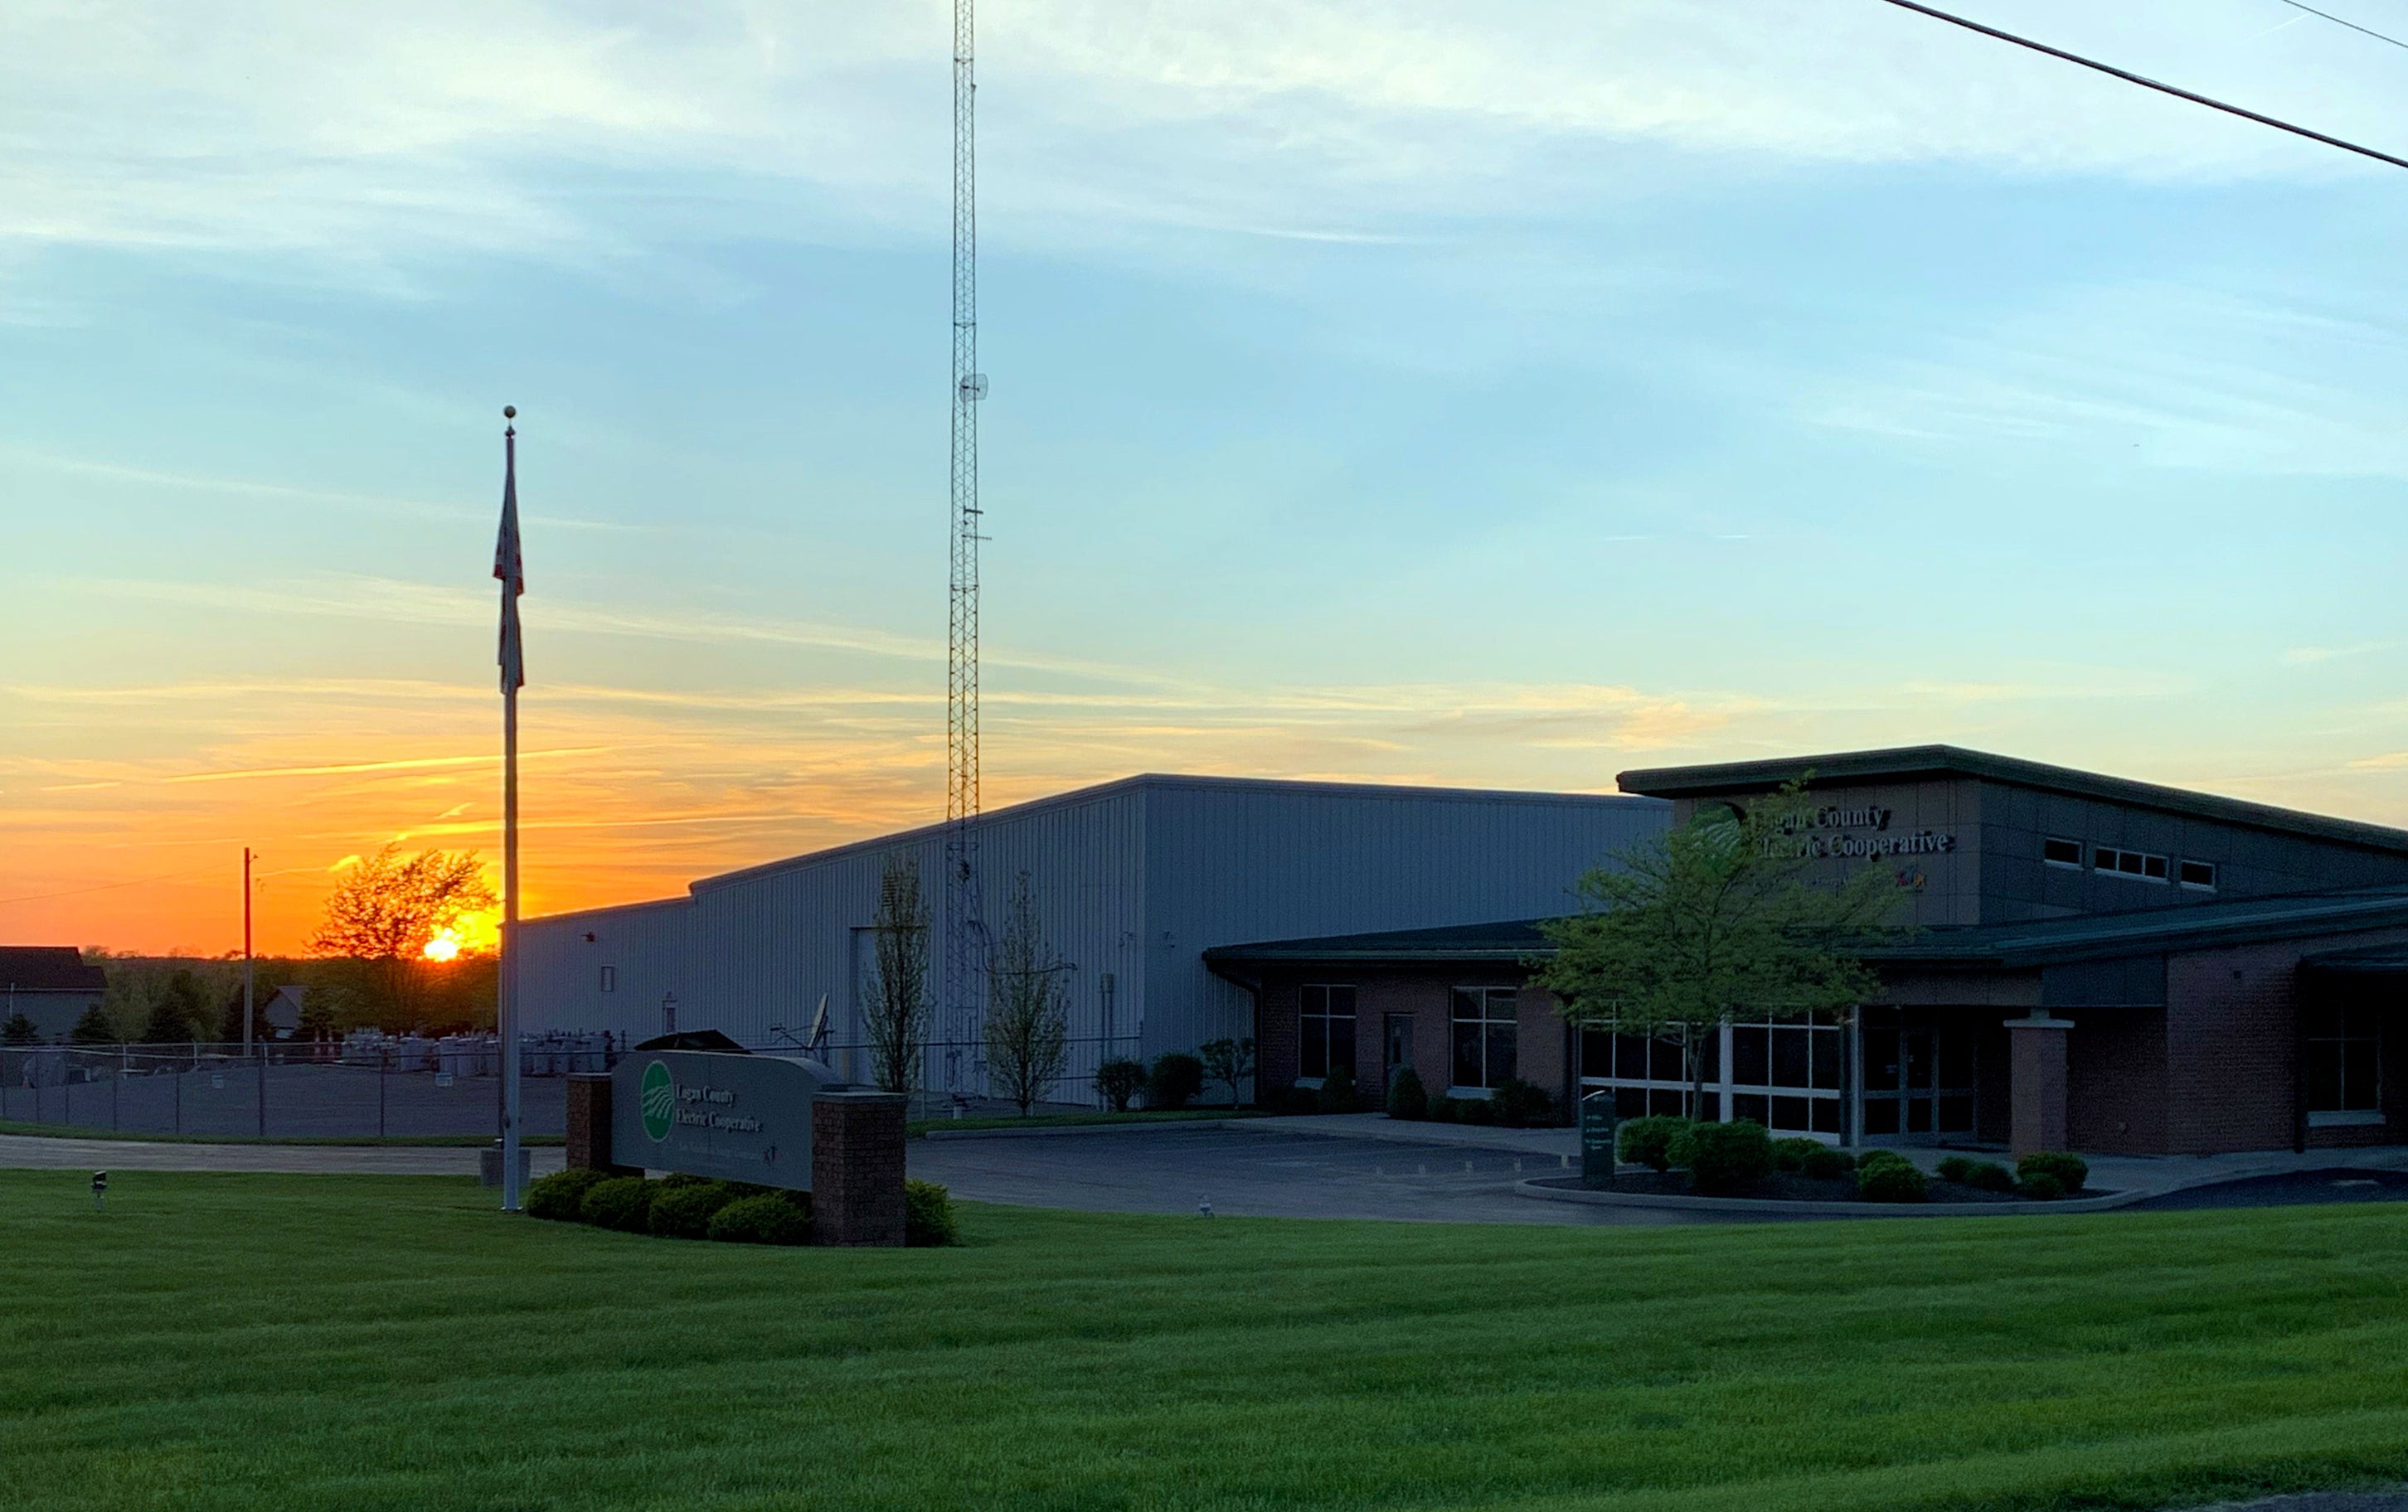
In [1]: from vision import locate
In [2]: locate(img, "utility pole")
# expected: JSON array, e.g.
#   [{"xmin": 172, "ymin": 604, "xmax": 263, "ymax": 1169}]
[
  {"xmin": 944, "ymin": 0, "xmax": 989, "ymax": 1097},
  {"xmin": 241, "ymin": 846, "xmax": 255, "ymax": 1056}
]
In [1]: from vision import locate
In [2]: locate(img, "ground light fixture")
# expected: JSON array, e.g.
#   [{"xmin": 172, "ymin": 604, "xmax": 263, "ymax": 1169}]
[{"xmin": 90, "ymin": 1171, "xmax": 106, "ymax": 1213}]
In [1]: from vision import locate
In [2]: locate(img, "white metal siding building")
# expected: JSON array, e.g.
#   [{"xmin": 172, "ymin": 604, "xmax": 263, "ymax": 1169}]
[{"xmin": 517, "ymin": 775, "xmax": 1665, "ymax": 1097}]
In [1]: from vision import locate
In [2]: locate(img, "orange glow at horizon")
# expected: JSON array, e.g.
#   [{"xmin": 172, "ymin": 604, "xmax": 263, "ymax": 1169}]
[{"xmin": 421, "ymin": 929, "xmax": 461, "ymax": 962}]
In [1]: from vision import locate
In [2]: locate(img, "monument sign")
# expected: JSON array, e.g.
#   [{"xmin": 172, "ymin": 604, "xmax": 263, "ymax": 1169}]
[{"xmin": 608, "ymin": 1049, "xmax": 844, "ymax": 1192}]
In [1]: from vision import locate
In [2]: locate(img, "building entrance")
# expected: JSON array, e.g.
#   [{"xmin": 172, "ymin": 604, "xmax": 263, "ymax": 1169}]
[
  {"xmin": 1860, "ymin": 1007, "xmax": 1976, "ymax": 1141},
  {"xmin": 1384, "ymin": 1014, "xmax": 1414, "ymax": 1091}
]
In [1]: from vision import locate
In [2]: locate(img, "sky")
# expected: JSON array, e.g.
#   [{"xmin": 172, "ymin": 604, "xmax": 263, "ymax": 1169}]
[{"xmin": 3, "ymin": 0, "xmax": 2406, "ymax": 955}]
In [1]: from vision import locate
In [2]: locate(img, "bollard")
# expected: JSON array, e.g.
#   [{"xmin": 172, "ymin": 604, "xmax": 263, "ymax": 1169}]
[{"xmin": 91, "ymin": 1170, "xmax": 107, "ymax": 1213}]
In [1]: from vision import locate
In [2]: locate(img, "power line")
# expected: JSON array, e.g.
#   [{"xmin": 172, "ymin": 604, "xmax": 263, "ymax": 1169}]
[
  {"xmin": 2279, "ymin": 0, "xmax": 2408, "ymax": 54},
  {"xmin": 1873, "ymin": 0, "xmax": 2408, "ymax": 172}
]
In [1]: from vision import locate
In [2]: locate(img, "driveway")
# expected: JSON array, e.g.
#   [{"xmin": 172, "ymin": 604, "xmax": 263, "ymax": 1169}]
[{"xmin": 908, "ymin": 1126, "xmax": 1731, "ymax": 1225}]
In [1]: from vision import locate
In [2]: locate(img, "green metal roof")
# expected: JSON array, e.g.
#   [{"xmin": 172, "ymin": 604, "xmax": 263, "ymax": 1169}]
[
  {"xmin": 1615, "ymin": 744, "xmax": 2408, "ymax": 856},
  {"xmin": 1204, "ymin": 884, "xmax": 2408, "ymax": 971}
]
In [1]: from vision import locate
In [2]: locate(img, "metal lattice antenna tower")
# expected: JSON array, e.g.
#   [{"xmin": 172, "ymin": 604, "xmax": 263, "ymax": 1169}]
[{"xmin": 943, "ymin": 0, "xmax": 988, "ymax": 1092}]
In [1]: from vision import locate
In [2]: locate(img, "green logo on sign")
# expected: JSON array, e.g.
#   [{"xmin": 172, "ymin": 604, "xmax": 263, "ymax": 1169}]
[{"xmin": 640, "ymin": 1060, "xmax": 675, "ymax": 1142}]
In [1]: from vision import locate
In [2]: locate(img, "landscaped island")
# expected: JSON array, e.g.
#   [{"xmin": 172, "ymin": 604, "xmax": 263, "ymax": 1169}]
[{"xmin": 1570, "ymin": 1115, "xmax": 2100, "ymax": 1204}]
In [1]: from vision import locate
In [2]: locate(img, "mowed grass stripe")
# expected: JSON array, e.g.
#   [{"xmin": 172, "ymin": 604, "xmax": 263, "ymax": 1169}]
[{"xmin": 2, "ymin": 1170, "xmax": 2406, "ymax": 1511}]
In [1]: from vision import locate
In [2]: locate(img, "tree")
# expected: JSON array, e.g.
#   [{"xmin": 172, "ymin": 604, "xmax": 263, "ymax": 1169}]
[
  {"xmin": 140, "ymin": 970, "xmax": 211, "ymax": 1044},
  {"xmin": 218, "ymin": 986, "xmax": 274, "ymax": 1045},
  {"xmin": 1092, "ymin": 1058, "xmax": 1147, "ymax": 1112},
  {"xmin": 862, "ymin": 851, "xmax": 932, "ymax": 1095},
  {"xmin": 1, "ymin": 1012, "xmax": 36, "ymax": 1046},
  {"xmin": 70, "ymin": 1002, "xmax": 118, "ymax": 1045},
  {"xmin": 309, "ymin": 844, "xmax": 497, "ymax": 1023},
  {"xmin": 1535, "ymin": 778, "xmax": 1903, "ymax": 1117},
  {"xmin": 984, "ymin": 872, "xmax": 1070, "ymax": 1115},
  {"xmin": 1198, "ymin": 1037, "xmax": 1256, "ymax": 1107}
]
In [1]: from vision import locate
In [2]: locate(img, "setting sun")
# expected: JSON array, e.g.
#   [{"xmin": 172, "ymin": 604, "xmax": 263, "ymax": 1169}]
[{"xmin": 421, "ymin": 929, "xmax": 461, "ymax": 962}]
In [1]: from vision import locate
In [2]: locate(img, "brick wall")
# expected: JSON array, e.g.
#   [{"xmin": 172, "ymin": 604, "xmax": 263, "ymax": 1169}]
[
  {"xmin": 2066, "ymin": 1008, "xmax": 2168, "ymax": 1155},
  {"xmin": 811, "ymin": 1092, "xmax": 906, "ymax": 1246}
]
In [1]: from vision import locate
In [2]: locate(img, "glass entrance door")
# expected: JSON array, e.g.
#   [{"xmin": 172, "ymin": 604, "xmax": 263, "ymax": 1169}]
[{"xmin": 1860, "ymin": 1009, "xmax": 1977, "ymax": 1142}]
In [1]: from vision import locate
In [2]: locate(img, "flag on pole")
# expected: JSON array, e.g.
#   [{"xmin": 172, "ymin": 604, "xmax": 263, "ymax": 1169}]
[{"xmin": 494, "ymin": 416, "xmax": 524, "ymax": 692}]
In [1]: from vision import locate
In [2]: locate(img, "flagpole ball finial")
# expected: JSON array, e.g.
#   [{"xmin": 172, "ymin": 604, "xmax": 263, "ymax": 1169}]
[{"xmin": 502, "ymin": 405, "xmax": 516, "ymax": 419}]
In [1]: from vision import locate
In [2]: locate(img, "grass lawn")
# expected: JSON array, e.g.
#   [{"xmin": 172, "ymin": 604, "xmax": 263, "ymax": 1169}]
[{"xmin": 6, "ymin": 1173, "xmax": 2408, "ymax": 1512}]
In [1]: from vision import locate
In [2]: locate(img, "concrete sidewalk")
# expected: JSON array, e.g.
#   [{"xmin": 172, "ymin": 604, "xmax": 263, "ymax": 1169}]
[{"xmin": 0, "ymin": 1134, "xmax": 566, "ymax": 1179}]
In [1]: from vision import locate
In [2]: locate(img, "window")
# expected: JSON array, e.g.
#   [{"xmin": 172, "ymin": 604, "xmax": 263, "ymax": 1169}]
[
  {"xmin": 2304, "ymin": 1001, "xmax": 2381, "ymax": 1122},
  {"xmin": 2178, "ymin": 859, "xmax": 2217, "ymax": 890},
  {"xmin": 1450, "ymin": 987, "xmax": 1518, "ymax": 1091},
  {"xmin": 599, "ymin": 966, "xmax": 617, "ymax": 993},
  {"xmin": 2092, "ymin": 846, "xmax": 2169, "ymax": 883},
  {"xmin": 1299, "ymin": 984, "xmax": 1356, "ymax": 1082},
  {"xmin": 2043, "ymin": 837, "xmax": 2083, "ymax": 869}
]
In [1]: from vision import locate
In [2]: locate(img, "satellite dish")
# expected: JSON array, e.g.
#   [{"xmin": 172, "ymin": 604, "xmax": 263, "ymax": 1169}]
[{"xmin": 807, "ymin": 993, "xmax": 830, "ymax": 1054}]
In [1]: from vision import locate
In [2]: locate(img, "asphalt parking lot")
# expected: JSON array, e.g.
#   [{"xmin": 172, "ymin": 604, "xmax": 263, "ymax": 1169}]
[{"xmin": 908, "ymin": 1126, "xmax": 1730, "ymax": 1225}]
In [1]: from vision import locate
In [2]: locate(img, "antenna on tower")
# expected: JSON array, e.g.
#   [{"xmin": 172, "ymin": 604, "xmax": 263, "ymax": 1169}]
[{"xmin": 943, "ymin": 0, "xmax": 988, "ymax": 1094}]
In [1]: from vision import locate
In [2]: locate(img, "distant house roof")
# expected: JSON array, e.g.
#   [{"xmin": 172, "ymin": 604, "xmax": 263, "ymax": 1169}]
[
  {"xmin": 1615, "ymin": 744, "xmax": 2408, "ymax": 855},
  {"xmin": 1205, "ymin": 884, "xmax": 2408, "ymax": 972},
  {"xmin": 0, "ymin": 947, "xmax": 106, "ymax": 993}
]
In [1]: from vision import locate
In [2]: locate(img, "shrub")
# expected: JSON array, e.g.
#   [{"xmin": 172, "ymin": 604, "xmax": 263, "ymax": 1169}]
[
  {"xmin": 1678, "ymin": 1119, "xmax": 1775, "ymax": 1195},
  {"xmin": 1856, "ymin": 1148, "xmax": 1912, "ymax": 1172},
  {"xmin": 657, "ymin": 1171, "xmax": 716, "ymax": 1190},
  {"xmin": 1856, "ymin": 1158, "xmax": 1930, "ymax": 1204},
  {"xmin": 579, "ymin": 1175, "xmax": 656, "ymax": 1233},
  {"xmin": 2017, "ymin": 1151, "xmax": 2089, "ymax": 1195},
  {"xmin": 1618, "ymin": 1115, "xmax": 1691, "ymax": 1173},
  {"xmin": 648, "ymin": 1180, "xmax": 744, "ymax": 1240},
  {"xmin": 1317, "ymin": 1064, "xmax": 1359, "ymax": 1114},
  {"xmin": 2019, "ymin": 1171, "xmax": 2066, "ymax": 1202},
  {"xmin": 1425, "ymin": 1097, "xmax": 1459, "ymax": 1123},
  {"xmin": 1799, "ymin": 1145, "xmax": 1856, "ymax": 1182},
  {"xmin": 1386, "ymin": 1067, "xmax": 1429, "ymax": 1121},
  {"xmin": 1937, "ymin": 1156, "xmax": 2017, "ymax": 1193},
  {"xmin": 524, "ymin": 1166, "xmax": 607, "ymax": 1222},
  {"xmin": 1148, "ymin": 1053, "xmax": 1205, "ymax": 1111},
  {"xmin": 1492, "ymin": 1078, "xmax": 1555, "ymax": 1128},
  {"xmin": 1093, "ymin": 1058, "xmax": 1148, "ymax": 1112},
  {"xmin": 1771, "ymin": 1137, "xmax": 1824, "ymax": 1174},
  {"xmin": 1460, "ymin": 1094, "xmax": 1497, "ymax": 1126},
  {"xmin": 706, "ymin": 1193, "xmax": 811, "ymax": 1245},
  {"xmin": 905, "ymin": 1179, "xmax": 961, "ymax": 1246},
  {"xmin": 1278, "ymin": 1085, "xmax": 1319, "ymax": 1115}
]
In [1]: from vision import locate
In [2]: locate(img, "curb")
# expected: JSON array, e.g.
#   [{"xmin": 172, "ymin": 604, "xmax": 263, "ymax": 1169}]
[
  {"xmin": 1512, "ymin": 1176, "xmax": 2146, "ymax": 1218},
  {"xmin": 920, "ymin": 1119, "xmax": 1248, "ymax": 1141}
]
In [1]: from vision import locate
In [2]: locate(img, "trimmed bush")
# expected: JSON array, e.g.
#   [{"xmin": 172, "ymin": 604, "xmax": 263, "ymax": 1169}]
[
  {"xmin": 1386, "ymin": 1067, "xmax": 1429, "ymax": 1121},
  {"xmin": 1771, "ymin": 1137, "xmax": 1824, "ymax": 1174},
  {"xmin": 1618, "ymin": 1115, "xmax": 1691, "ymax": 1173},
  {"xmin": 2019, "ymin": 1171, "xmax": 2066, "ymax": 1202},
  {"xmin": 905, "ymin": 1179, "xmax": 961, "ymax": 1247},
  {"xmin": 1093, "ymin": 1058, "xmax": 1148, "ymax": 1112},
  {"xmin": 1492, "ymin": 1078, "xmax": 1555, "ymax": 1128},
  {"xmin": 706, "ymin": 1193, "xmax": 811, "ymax": 1245},
  {"xmin": 1148, "ymin": 1053, "xmax": 1206, "ymax": 1112},
  {"xmin": 1677, "ymin": 1119, "xmax": 1775, "ymax": 1195},
  {"xmin": 1856, "ymin": 1158, "xmax": 1930, "ymax": 1204},
  {"xmin": 2017, "ymin": 1151, "xmax": 2089, "ymax": 1195},
  {"xmin": 1460, "ymin": 1094, "xmax": 1497, "ymax": 1126},
  {"xmin": 524, "ymin": 1166, "xmax": 608, "ymax": 1222},
  {"xmin": 648, "ymin": 1180, "xmax": 743, "ymax": 1240},
  {"xmin": 1278, "ymin": 1085, "xmax": 1320, "ymax": 1115},
  {"xmin": 1799, "ymin": 1145, "xmax": 1855, "ymax": 1182},
  {"xmin": 1317, "ymin": 1064, "xmax": 1359, "ymax": 1114},
  {"xmin": 1937, "ymin": 1156, "xmax": 2017, "ymax": 1193},
  {"xmin": 579, "ymin": 1175, "xmax": 656, "ymax": 1233},
  {"xmin": 1425, "ymin": 1097, "xmax": 1460, "ymax": 1123}
]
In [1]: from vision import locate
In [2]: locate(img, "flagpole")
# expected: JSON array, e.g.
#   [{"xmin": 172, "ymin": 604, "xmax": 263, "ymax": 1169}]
[{"xmin": 498, "ymin": 405, "xmax": 523, "ymax": 1214}]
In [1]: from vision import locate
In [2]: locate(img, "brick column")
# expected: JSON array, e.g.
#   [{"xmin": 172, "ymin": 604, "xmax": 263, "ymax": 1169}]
[
  {"xmin": 2004, "ymin": 1013, "xmax": 2075, "ymax": 1156},
  {"xmin": 566, "ymin": 1073, "xmax": 633, "ymax": 1174},
  {"xmin": 812, "ymin": 1091, "xmax": 907, "ymax": 1247}
]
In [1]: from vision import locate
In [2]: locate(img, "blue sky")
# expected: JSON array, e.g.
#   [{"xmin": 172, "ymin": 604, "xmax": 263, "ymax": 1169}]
[{"xmin": 3, "ymin": 0, "xmax": 2406, "ymax": 949}]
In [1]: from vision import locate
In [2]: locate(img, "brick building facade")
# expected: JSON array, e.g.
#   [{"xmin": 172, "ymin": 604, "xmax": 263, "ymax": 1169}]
[{"xmin": 1211, "ymin": 748, "xmax": 2408, "ymax": 1158}]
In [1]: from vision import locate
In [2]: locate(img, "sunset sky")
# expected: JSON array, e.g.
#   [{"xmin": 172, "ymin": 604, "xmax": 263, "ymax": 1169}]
[{"xmin": 4, "ymin": 0, "xmax": 2406, "ymax": 955}]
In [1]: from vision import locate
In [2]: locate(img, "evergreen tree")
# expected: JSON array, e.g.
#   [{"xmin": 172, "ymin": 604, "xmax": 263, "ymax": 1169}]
[
  {"xmin": 1, "ymin": 1011, "xmax": 36, "ymax": 1046},
  {"xmin": 140, "ymin": 970, "xmax": 211, "ymax": 1044},
  {"xmin": 70, "ymin": 1002, "xmax": 119, "ymax": 1045}
]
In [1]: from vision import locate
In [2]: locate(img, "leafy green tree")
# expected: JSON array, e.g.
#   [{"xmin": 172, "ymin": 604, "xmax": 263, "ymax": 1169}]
[
  {"xmin": 984, "ymin": 872, "xmax": 1070, "ymax": 1115},
  {"xmin": 70, "ymin": 1002, "xmax": 119, "ymax": 1045},
  {"xmin": 140, "ymin": 970, "xmax": 212, "ymax": 1044},
  {"xmin": 864, "ymin": 851, "xmax": 932, "ymax": 1095},
  {"xmin": 1, "ymin": 1011, "xmax": 36, "ymax": 1045},
  {"xmin": 1536, "ymin": 778, "xmax": 1902, "ymax": 1116},
  {"xmin": 309, "ymin": 845, "xmax": 497, "ymax": 1024}
]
